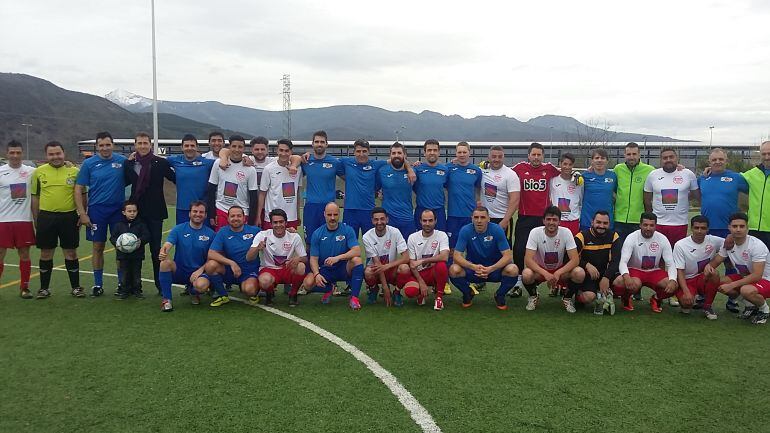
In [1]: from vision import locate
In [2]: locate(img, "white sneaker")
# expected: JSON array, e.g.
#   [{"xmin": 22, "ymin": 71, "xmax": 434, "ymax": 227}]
[
  {"xmin": 297, "ymin": 287, "xmax": 307, "ymax": 295},
  {"xmin": 562, "ymin": 298, "xmax": 576, "ymax": 313},
  {"xmin": 668, "ymin": 296, "xmax": 680, "ymax": 307},
  {"xmin": 161, "ymin": 299, "xmax": 173, "ymax": 312},
  {"xmin": 526, "ymin": 295, "xmax": 539, "ymax": 311},
  {"xmin": 434, "ymin": 297, "xmax": 444, "ymax": 311}
]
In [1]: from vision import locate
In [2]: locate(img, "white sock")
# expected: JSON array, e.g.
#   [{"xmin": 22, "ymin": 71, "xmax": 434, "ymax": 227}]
[{"xmin": 761, "ymin": 302, "xmax": 769, "ymax": 314}]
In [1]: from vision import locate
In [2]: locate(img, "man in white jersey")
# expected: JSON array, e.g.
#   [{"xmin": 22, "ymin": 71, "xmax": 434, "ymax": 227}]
[
  {"xmin": 405, "ymin": 209, "xmax": 450, "ymax": 310},
  {"xmin": 0, "ymin": 140, "xmax": 36, "ymax": 298},
  {"xmin": 521, "ymin": 206, "xmax": 582, "ymax": 312},
  {"xmin": 206, "ymin": 135, "xmax": 259, "ymax": 230},
  {"xmin": 202, "ymin": 131, "xmax": 226, "ymax": 160},
  {"xmin": 705, "ymin": 212, "xmax": 770, "ymax": 324},
  {"xmin": 672, "ymin": 215, "xmax": 723, "ymax": 319},
  {"xmin": 549, "ymin": 153, "xmax": 583, "ymax": 235},
  {"xmin": 613, "ymin": 212, "xmax": 678, "ymax": 313},
  {"xmin": 481, "ymin": 145, "xmax": 520, "ymax": 246},
  {"xmin": 246, "ymin": 208, "xmax": 307, "ymax": 307},
  {"xmin": 643, "ymin": 147, "xmax": 700, "ymax": 248},
  {"xmin": 362, "ymin": 207, "xmax": 411, "ymax": 306},
  {"xmin": 258, "ymin": 139, "xmax": 303, "ymax": 230}
]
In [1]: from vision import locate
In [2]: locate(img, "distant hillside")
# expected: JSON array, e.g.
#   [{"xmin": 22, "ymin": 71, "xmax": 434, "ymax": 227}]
[
  {"xmin": 108, "ymin": 90, "xmax": 682, "ymax": 143},
  {"xmin": 0, "ymin": 74, "xmax": 245, "ymax": 159}
]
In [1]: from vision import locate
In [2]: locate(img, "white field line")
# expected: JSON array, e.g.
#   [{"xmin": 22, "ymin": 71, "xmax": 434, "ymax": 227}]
[{"xmin": 3, "ymin": 264, "xmax": 443, "ymax": 433}]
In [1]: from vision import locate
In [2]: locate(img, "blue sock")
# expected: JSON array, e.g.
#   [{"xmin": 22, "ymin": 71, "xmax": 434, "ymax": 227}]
[
  {"xmin": 94, "ymin": 269, "xmax": 104, "ymax": 287},
  {"xmin": 349, "ymin": 264, "xmax": 364, "ymax": 298},
  {"xmin": 210, "ymin": 274, "xmax": 227, "ymax": 297},
  {"xmin": 159, "ymin": 271, "xmax": 172, "ymax": 300},
  {"xmin": 496, "ymin": 275, "xmax": 517, "ymax": 304},
  {"xmin": 450, "ymin": 275, "xmax": 472, "ymax": 304}
]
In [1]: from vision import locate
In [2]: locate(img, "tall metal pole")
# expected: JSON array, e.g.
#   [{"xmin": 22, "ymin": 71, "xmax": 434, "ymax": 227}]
[
  {"xmin": 151, "ymin": 0, "xmax": 159, "ymax": 154},
  {"xmin": 21, "ymin": 123, "xmax": 31, "ymax": 160},
  {"xmin": 709, "ymin": 126, "xmax": 714, "ymax": 148}
]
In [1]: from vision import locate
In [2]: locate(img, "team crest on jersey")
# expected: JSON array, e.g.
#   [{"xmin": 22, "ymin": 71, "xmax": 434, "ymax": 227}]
[
  {"xmin": 720, "ymin": 177, "xmax": 733, "ymax": 182},
  {"xmin": 604, "ymin": 178, "xmax": 614, "ymax": 183},
  {"xmin": 466, "ymin": 169, "xmax": 476, "ymax": 175},
  {"xmin": 483, "ymin": 236, "xmax": 493, "ymax": 242},
  {"xmin": 649, "ymin": 242, "xmax": 660, "ymax": 253},
  {"xmin": 554, "ymin": 239, "xmax": 561, "ymax": 248},
  {"xmin": 283, "ymin": 241, "xmax": 292, "ymax": 251},
  {"xmin": 111, "ymin": 163, "xmax": 122, "ymax": 169},
  {"xmin": 242, "ymin": 234, "xmax": 254, "ymax": 240},
  {"xmin": 493, "ymin": 174, "xmax": 502, "ymax": 182},
  {"xmin": 431, "ymin": 240, "xmax": 438, "ymax": 250},
  {"xmin": 436, "ymin": 170, "xmax": 445, "ymax": 176},
  {"xmin": 322, "ymin": 163, "xmax": 333, "ymax": 169},
  {"xmin": 335, "ymin": 235, "xmax": 346, "ymax": 241},
  {"xmin": 384, "ymin": 240, "xmax": 392, "ymax": 249},
  {"xmin": 198, "ymin": 235, "xmax": 210, "ymax": 241},
  {"xmin": 236, "ymin": 171, "xmax": 246, "ymax": 182},
  {"xmin": 634, "ymin": 177, "xmax": 643, "ymax": 183},
  {"xmin": 402, "ymin": 173, "xmax": 408, "ymax": 179},
  {"xmin": 363, "ymin": 165, "xmax": 373, "ymax": 171},
  {"xmin": 567, "ymin": 184, "xmax": 576, "ymax": 193},
  {"xmin": 673, "ymin": 175, "xmax": 684, "ymax": 184},
  {"xmin": 193, "ymin": 161, "xmax": 203, "ymax": 166},
  {"xmin": 541, "ymin": 171, "xmax": 546, "ymax": 176},
  {"xmin": 19, "ymin": 170, "xmax": 30, "ymax": 179},
  {"xmin": 742, "ymin": 250, "xmax": 750, "ymax": 260},
  {"xmin": 66, "ymin": 177, "xmax": 75, "ymax": 185},
  {"xmin": 704, "ymin": 244, "xmax": 715, "ymax": 255}
]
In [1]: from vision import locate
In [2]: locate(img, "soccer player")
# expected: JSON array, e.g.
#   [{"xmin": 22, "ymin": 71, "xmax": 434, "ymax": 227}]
[
  {"xmin": 672, "ymin": 215, "xmax": 723, "ymax": 319},
  {"xmin": 405, "ymin": 209, "xmax": 450, "ymax": 310},
  {"xmin": 549, "ymin": 153, "xmax": 583, "ymax": 235},
  {"xmin": 413, "ymin": 139, "xmax": 448, "ymax": 232},
  {"xmin": 207, "ymin": 135, "xmax": 259, "ymax": 229},
  {"xmin": 203, "ymin": 206, "xmax": 261, "ymax": 307},
  {"xmin": 30, "ymin": 141, "xmax": 84, "ymax": 298},
  {"xmin": 246, "ymin": 208, "xmax": 307, "ymax": 307},
  {"xmin": 643, "ymin": 147, "xmax": 699, "ymax": 248},
  {"xmin": 361, "ymin": 207, "xmax": 411, "ymax": 306},
  {"xmin": 303, "ymin": 202, "xmax": 365, "ymax": 310},
  {"xmin": 705, "ymin": 212, "xmax": 770, "ymax": 324},
  {"xmin": 572, "ymin": 211, "xmax": 621, "ymax": 315},
  {"xmin": 449, "ymin": 206, "xmax": 518, "ymax": 309},
  {"xmin": 124, "ymin": 132, "xmax": 176, "ymax": 294},
  {"xmin": 75, "ymin": 131, "xmax": 127, "ymax": 297},
  {"xmin": 480, "ymin": 145, "xmax": 520, "ymax": 244},
  {"xmin": 612, "ymin": 212, "xmax": 678, "ymax": 313},
  {"xmin": 166, "ymin": 134, "xmax": 215, "ymax": 225},
  {"xmin": 0, "ymin": 140, "xmax": 36, "ymax": 298},
  {"xmin": 377, "ymin": 142, "xmax": 416, "ymax": 240},
  {"xmin": 614, "ymin": 142, "xmax": 654, "ymax": 243},
  {"xmin": 446, "ymin": 142, "xmax": 482, "ymax": 249},
  {"xmin": 580, "ymin": 148, "xmax": 617, "ymax": 231},
  {"xmin": 742, "ymin": 141, "xmax": 770, "ymax": 249},
  {"xmin": 258, "ymin": 139, "xmax": 303, "ymax": 230},
  {"xmin": 301, "ymin": 131, "xmax": 341, "ymax": 242},
  {"xmin": 337, "ymin": 139, "xmax": 390, "ymax": 238},
  {"xmin": 521, "ymin": 206, "xmax": 582, "ymax": 311},
  {"xmin": 698, "ymin": 148, "xmax": 748, "ymax": 238},
  {"xmin": 158, "ymin": 201, "xmax": 215, "ymax": 312},
  {"xmin": 202, "ymin": 131, "xmax": 226, "ymax": 160}
]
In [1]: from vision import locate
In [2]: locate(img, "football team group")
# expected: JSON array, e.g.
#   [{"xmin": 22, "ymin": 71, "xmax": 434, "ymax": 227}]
[{"xmin": 2, "ymin": 131, "xmax": 770, "ymax": 324}]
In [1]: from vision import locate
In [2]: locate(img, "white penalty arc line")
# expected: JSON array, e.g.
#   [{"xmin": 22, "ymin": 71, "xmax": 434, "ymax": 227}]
[{"xmin": 3, "ymin": 264, "xmax": 443, "ymax": 433}]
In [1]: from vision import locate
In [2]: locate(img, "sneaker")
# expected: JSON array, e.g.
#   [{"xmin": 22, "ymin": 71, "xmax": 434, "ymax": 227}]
[
  {"xmin": 289, "ymin": 294, "xmax": 299, "ymax": 307},
  {"xmin": 525, "ymin": 295, "xmax": 539, "ymax": 311},
  {"xmin": 349, "ymin": 296, "xmax": 361, "ymax": 310},
  {"xmin": 650, "ymin": 296, "xmax": 662, "ymax": 313},
  {"xmin": 508, "ymin": 286, "xmax": 523, "ymax": 298},
  {"xmin": 725, "ymin": 298, "xmax": 740, "ymax": 313},
  {"xmin": 668, "ymin": 296, "xmax": 680, "ymax": 307},
  {"xmin": 594, "ymin": 300, "xmax": 604, "ymax": 316},
  {"xmin": 113, "ymin": 285, "xmax": 123, "ymax": 297},
  {"xmin": 366, "ymin": 286, "xmax": 379, "ymax": 304},
  {"xmin": 297, "ymin": 287, "xmax": 308, "ymax": 295},
  {"xmin": 622, "ymin": 295, "xmax": 634, "ymax": 311},
  {"xmin": 36, "ymin": 289, "xmax": 51, "ymax": 299},
  {"xmin": 134, "ymin": 291, "xmax": 145, "ymax": 299},
  {"xmin": 225, "ymin": 284, "xmax": 233, "ymax": 293},
  {"xmin": 71, "ymin": 287, "xmax": 86, "ymax": 298},
  {"xmin": 393, "ymin": 292, "xmax": 403, "ymax": 307},
  {"xmin": 180, "ymin": 285, "xmax": 190, "ymax": 296},
  {"xmin": 417, "ymin": 294, "xmax": 427, "ymax": 306},
  {"xmin": 434, "ymin": 297, "xmax": 444, "ymax": 311},
  {"xmin": 443, "ymin": 284, "xmax": 452, "ymax": 295},
  {"xmin": 704, "ymin": 307, "xmax": 718, "ymax": 320},
  {"xmin": 740, "ymin": 306, "xmax": 758, "ymax": 320},
  {"xmin": 265, "ymin": 291, "xmax": 275, "ymax": 306},
  {"xmin": 751, "ymin": 311, "xmax": 769, "ymax": 324},
  {"xmin": 469, "ymin": 282, "xmax": 484, "ymax": 295},
  {"xmin": 191, "ymin": 295, "xmax": 201, "ymax": 305},
  {"xmin": 161, "ymin": 299, "xmax": 173, "ymax": 312},
  {"xmin": 248, "ymin": 296, "xmax": 261, "ymax": 306},
  {"xmin": 680, "ymin": 308, "xmax": 692, "ymax": 315},
  {"xmin": 462, "ymin": 300, "xmax": 473, "ymax": 308},
  {"xmin": 114, "ymin": 292, "xmax": 130, "ymax": 300},
  {"xmin": 332, "ymin": 284, "xmax": 343, "ymax": 296},
  {"xmin": 210, "ymin": 296, "xmax": 230, "ymax": 307},
  {"xmin": 604, "ymin": 295, "xmax": 616, "ymax": 316},
  {"xmin": 90, "ymin": 286, "xmax": 103, "ymax": 297},
  {"xmin": 693, "ymin": 295, "xmax": 705, "ymax": 310},
  {"xmin": 494, "ymin": 294, "xmax": 507, "ymax": 310},
  {"xmin": 321, "ymin": 289, "xmax": 333, "ymax": 304},
  {"xmin": 562, "ymin": 298, "xmax": 576, "ymax": 313}
]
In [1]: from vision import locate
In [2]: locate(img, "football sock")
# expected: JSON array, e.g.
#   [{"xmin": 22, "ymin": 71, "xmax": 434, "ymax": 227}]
[
  {"xmin": 524, "ymin": 283, "xmax": 538, "ymax": 297},
  {"xmin": 349, "ymin": 264, "xmax": 364, "ymax": 298},
  {"xmin": 761, "ymin": 302, "xmax": 769, "ymax": 314},
  {"xmin": 159, "ymin": 270, "xmax": 172, "ymax": 300},
  {"xmin": 19, "ymin": 260, "xmax": 31, "ymax": 290},
  {"xmin": 94, "ymin": 269, "xmax": 104, "ymax": 287},
  {"xmin": 496, "ymin": 275, "xmax": 517, "ymax": 302},
  {"xmin": 450, "ymin": 275, "xmax": 472, "ymax": 304},
  {"xmin": 209, "ymin": 274, "xmax": 227, "ymax": 297},
  {"xmin": 39, "ymin": 259, "xmax": 54, "ymax": 290},
  {"xmin": 433, "ymin": 262, "xmax": 448, "ymax": 299},
  {"xmin": 65, "ymin": 259, "xmax": 80, "ymax": 289}
]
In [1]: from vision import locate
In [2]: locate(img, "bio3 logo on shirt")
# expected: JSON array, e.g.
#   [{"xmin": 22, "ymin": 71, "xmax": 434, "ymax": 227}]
[{"xmin": 523, "ymin": 178, "xmax": 547, "ymax": 191}]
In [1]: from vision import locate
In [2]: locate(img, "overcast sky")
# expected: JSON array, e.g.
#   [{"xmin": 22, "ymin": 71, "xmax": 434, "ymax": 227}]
[{"xmin": 3, "ymin": 0, "xmax": 769, "ymax": 145}]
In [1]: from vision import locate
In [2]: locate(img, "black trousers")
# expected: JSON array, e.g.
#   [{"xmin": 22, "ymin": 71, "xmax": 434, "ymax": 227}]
[
  {"xmin": 119, "ymin": 259, "xmax": 143, "ymax": 295},
  {"xmin": 140, "ymin": 216, "xmax": 164, "ymax": 292},
  {"xmin": 750, "ymin": 230, "xmax": 770, "ymax": 251},
  {"xmin": 513, "ymin": 215, "xmax": 543, "ymax": 272}
]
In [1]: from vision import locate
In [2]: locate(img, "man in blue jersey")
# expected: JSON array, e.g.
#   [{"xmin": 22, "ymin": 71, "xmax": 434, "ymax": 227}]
[
  {"xmin": 303, "ymin": 202, "xmax": 365, "ymax": 310},
  {"xmin": 336, "ymin": 139, "xmax": 387, "ymax": 237},
  {"xmin": 449, "ymin": 207, "xmax": 519, "ymax": 309},
  {"xmin": 157, "ymin": 201, "xmax": 214, "ymax": 312},
  {"xmin": 699, "ymin": 148, "xmax": 749, "ymax": 238},
  {"xmin": 446, "ymin": 141, "xmax": 482, "ymax": 250},
  {"xmin": 301, "ymin": 130, "xmax": 341, "ymax": 243},
  {"xmin": 414, "ymin": 139, "xmax": 448, "ymax": 232},
  {"xmin": 202, "ymin": 206, "xmax": 261, "ymax": 307},
  {"xmin": 74, "ymin": 131, "xmax": 127, "ymax": 297},
  {"xmin": 166, "ymin": 134, "xmax": 215, "ymax": 225},
  {"xmin": 377, "ymin": 142, "xmax": 416, "ymax": 240},
  {"xmin": 580, "ymin": 148, "xmax": 617, "ymax": 231}
]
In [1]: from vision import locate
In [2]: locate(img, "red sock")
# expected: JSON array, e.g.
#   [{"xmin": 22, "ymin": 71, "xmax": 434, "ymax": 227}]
[
  {"xmin": 289, "ymin": 274, "xmax": 304, "ymax": 296},
  {"xmin": 613, "ymin": 284, "xmax": 626, "ymax": 297},
  {"xmin": 20, "ymin": 260, "xmax": 31, "ymax": 290},
  {"xmin": 433, "ymin": 262, "xmax": 448, "ymax": 299},
  {"xmin": 703, "ymin": 280, "xmax": 719, "ymax": 309}
]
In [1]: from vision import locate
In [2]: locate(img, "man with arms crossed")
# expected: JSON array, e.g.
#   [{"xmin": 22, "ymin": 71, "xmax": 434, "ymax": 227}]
[
  {"xmin": 405, "ymin": 209, "xmax": 450, "ymax": 310},
  {"xmin": 672, "ymin": 215, "xmax": 723, "ymax": 319},
  {"xmin": 362, "ymin": 207, "xmax": 411, "ymax": 306}
]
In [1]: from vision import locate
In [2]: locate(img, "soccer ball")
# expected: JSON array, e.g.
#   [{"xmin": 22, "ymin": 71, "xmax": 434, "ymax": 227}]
[{"xmin": 116, "ymin": 233, "xmax": 140, "ymax": 253}]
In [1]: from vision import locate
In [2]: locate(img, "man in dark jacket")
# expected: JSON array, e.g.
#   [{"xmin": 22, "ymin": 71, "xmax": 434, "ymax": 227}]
[
  {"xmin": 124, "ymin": 132, "xmax": 175, "ymax": 294},
  {"xmin": 110, "ymin": 201, "xmax": 151, "ymax": 299}
]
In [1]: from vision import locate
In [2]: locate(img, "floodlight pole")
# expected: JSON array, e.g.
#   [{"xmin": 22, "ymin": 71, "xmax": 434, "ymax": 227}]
[
  {"xmin": 21, "ymin": 123, "xmax": 31, "ymax": 160},
  {"xmin": 709, "ymin": 126, "xmax": 714, "ymax": 148},
  {"xmin": 151, "ymin": 0, "xmax": 159, "ymax": 154}
]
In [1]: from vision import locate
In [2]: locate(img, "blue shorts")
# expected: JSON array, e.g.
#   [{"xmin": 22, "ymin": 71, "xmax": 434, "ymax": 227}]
[
  {"xmin": 390, "ymin": 217, "xmax": 416, "ymax": 241},
  {"xmin": 462, "ymin": 267, "xmax": 504, "ymax": 283},
  {"xmin": 86, "ymin": 204, "xmax": 123, "ymax": 243},
  {"xmin": 317, "ymin": 261, "xmax": 350, "ymax": 289},
  {"xmin": 223, "ymin": 265, "xmax": 258, "ymax": 285},
  {"xmin": 446, "ymin": 216, "xmax": 471, "ymax": 249},
  {"xmin": 172, "ymin": 266, "xmax": 200, "ymax": 285},
  {"xmin": 709, "ymin": 228, "xmax": 730, "ymax": 239},
  {"xmin": 343, "ymin": 208, "xmax": 373, "ymax": 238},
  {"xmin": 303, "ymin": 202, "xmax": 327, "ymax": 244},
  {"xmin": 414, "ymin": 206, "xmax": 446, "ymax": 232}
]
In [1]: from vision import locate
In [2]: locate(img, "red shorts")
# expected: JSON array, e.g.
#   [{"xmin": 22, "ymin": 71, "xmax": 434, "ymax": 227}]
[
  {"xmin": 215, "ymin": 209, "xmax": 229, "ymax": 232},
  {"xmin": 365, "ymin": 266, "xmax": 399, "ymax": 287},
  {"xmin": 629, "ymin": 268, "xmax": 669, "ymax": 288},
  {"xmin": 656, "ymin": 224, "xmax": 688, "ymax": 249},
  {"xmin": 0, "ymin": 221, "xmax": 35, "ymax": 248},
  {"xmin": 561, "ymin": 220, "xmax": 580, "ymax": 236},
  {"xmin": 258, "ymin": 266, "xmax": 299, "ymax": 286},
  {"xmin": 261, "ymin": 220, "xmax": 300, "ymax": 230},
  {"xmin": 678, "ymin": 274, "xmax": 716, "ymax": 298},
  {"xmin": 398, "ymin": 262, "xmax": 448, "ymax": 289},
  {"xmin": 533, "ymin": 265, "xmax": 567, "ymax": 284},
  {"xmin": 727, "ymin": 274, "xmax": 770, "ymax": 298}
]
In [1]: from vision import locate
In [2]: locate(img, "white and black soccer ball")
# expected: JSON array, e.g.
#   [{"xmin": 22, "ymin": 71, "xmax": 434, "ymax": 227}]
[{"xmin": 116, "ymin": 233, "xmax": 140, "ymax": 253}]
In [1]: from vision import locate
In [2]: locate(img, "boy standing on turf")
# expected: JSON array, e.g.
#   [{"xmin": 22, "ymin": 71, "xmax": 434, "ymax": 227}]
[{"xmin": 110, "ymin": 201, "xmax": 150, "ymax": 299}]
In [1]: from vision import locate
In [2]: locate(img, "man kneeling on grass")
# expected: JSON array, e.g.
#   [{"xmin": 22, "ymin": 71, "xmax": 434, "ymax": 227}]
[
  {"xmin": 246, "ymin": 208, "xmax": 307, "ymax": 307},
  {"xmin": 202, "ymin": 206, "xmax": 261, "ymax": 307},
  {"xmin": 361, "ymin": 207, "xmax": 412, "ymax": 306},
  {"xmin": 569, "ymin": 210, "xmax": 621, "ymax": 315},
  {"xmin": 449, "ymin": 206, "xmax": 518, "ymax": 310},
  {"xmin": 404, "ymin": 209, "xmax": 450, "ymax": 310},
  {"xmin": 521, "ymin": 206, "xmax": 582, "ymax": 312}
]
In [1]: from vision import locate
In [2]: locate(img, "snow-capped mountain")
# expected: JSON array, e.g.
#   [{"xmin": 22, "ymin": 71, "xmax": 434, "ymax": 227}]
[{"xmin": 105, "ymin": 89, "xmax": 153, "ymax": 109}]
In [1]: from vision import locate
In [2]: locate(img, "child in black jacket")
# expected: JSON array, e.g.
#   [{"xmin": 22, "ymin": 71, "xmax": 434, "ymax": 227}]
[{"xmin": 110, "ymin": 201, "xmax": 151, "ymax": 299}]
